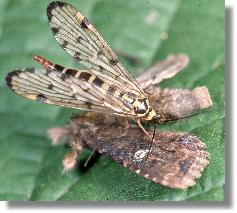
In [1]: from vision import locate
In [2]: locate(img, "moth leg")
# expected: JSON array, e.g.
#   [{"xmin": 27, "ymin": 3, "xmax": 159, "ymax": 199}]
[
  {"xmin": 136, "ymin": 119, "xmax": 152, "ymax": 140},
  {"xmin": 120, "ymin": 118, "xmax": 130, "ymax": 137},
  {"xmin": 124, "ymin": 118, "xmax": 130, "ymax": 129},
  {"xmin": 84, "ymin": 147, "xmax": 97, "ymax": 167},
  {"xmin": 62, "ymin": 139, "xmax": 84, "ymax": 173}
]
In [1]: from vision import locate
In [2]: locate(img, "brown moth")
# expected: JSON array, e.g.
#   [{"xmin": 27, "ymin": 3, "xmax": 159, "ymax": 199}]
[{"xmin": 49, "ymin": 109, "xmax": 210, "ymax": 189}]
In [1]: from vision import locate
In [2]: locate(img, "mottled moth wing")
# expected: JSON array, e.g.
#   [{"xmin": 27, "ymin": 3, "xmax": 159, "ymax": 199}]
[
  {"xmin": 54, "ymin": 113, "xmax": 209, "ymax": 189},
  {"xmin": 47, "ymin": 1, "xmax": 144, "ymax": 97},
  {"xmin": 136, "ymin": 54, "xmax": 189, "ymax": 89},
  {"xmin": 5, "ymin": 68, "xmax": 136, "ymax": 116},
  {"xmin": 148, "ymin": 87, "xmax": 213, "ymax": 120},
  {"xmin": 83, "ymin": 119, "xmax": 208, "ymax": 189},
  {"xmin": 84, "ymin": 128, "xmax": 209, "ymax": 189}
]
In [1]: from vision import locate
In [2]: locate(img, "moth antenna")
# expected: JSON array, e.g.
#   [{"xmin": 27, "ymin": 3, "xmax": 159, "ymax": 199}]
[{"xmin": 160, "ymin": 113, "xmax": 198, "ymax": 123}]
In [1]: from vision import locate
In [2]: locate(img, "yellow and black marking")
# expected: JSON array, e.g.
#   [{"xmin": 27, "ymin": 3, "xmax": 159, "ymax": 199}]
[
  {"xmin": 33, "ymin": 55, "xmax": 134, "ymax": 104},
  {"xmin": 47, "ymin": 1, "xmax": 145, "ymax": 96},
  {"xmin": 64, "ymin": 68, "xmax": 78, "ymax": 76},
  {"xmin": 36, "ymin": 94, "xmax": 48, "ymax": 102},
  {"xmin": 32, "ymin": 54, "xmax": 159, "ymax": 121},
  {"xmin": 47, "ymin": 1, "xmax": 67, "ymax": 22},
  {"xmin": 78, "ymin": 72, "xmax": 91, "ymax": 81},
  {"xmin": 6, "ymin": 1, "xmax": 164, "ymax": 144},
  {"xmin": 80, "ymin": 17, "xmax": 91, "ymax": 29}
]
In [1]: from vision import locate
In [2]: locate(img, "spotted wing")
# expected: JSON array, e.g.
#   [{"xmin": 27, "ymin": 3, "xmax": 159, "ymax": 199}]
[
  {"xmin": 5, "ymin": 68, "xmax": 136, "ymax": 117},
  {"xmin": 47, "ymin": 1, "xmax": 145, "ymax": 98}
]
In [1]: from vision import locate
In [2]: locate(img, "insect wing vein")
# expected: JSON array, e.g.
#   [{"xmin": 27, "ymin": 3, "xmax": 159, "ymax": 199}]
[
  {"xmin": 47, "ymin": 1, "xmax": 145, "ymax": 97},
  {"xmin": 6, "ymin": 68, "xmax": 135, "ymax": 116}
]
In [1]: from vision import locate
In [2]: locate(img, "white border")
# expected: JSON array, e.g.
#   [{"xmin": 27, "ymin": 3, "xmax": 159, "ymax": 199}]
[{"xmin": 0, "ymin": 0, "xmax": 235, "ymax": 212}]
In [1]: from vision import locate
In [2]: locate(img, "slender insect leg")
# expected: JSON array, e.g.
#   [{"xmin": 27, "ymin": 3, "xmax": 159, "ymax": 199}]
[
  {"xmin": 136, "ymin": 119, "xmax": 152, "ymax": 140},
  {"xmin": 84, "ymin": 147, "xmax": 97, "ymax": 167},
  {"xmin": 120, "ymin": 118, "xmax": 130, "ymax": 137},
  {"xmin": 62, "ymin": 139, "xmax": 84, "ymax": 173},
  {"xmin": 124, "ymin": 118, "xmax": 130, "ymax": 129}
]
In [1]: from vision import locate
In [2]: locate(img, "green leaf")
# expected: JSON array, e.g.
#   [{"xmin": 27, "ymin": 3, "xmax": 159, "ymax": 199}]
[{"xmin": 0, "ymin": 0, "xmax": 224, "ymax": 201}]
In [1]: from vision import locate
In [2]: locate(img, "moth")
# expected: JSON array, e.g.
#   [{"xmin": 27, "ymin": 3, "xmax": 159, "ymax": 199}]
[
  {"xmin": 48, "ymin": 112, "xmax": 209, "ymax": 189},
  {"xmin": 5, "ymin": 1, "xmax": 165, "ymax": 138}
]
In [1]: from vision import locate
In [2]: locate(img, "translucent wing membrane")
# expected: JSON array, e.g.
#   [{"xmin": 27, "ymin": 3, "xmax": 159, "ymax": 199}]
[
  {"xmin": 6, "ymin": 68, "xmax": 136, "ymax": 117},
  {"xmin": 5, "ymin": 1, "xmax": 151, "ymax": 119},
  {"xmin": 47, "ymin": 1, "xmax": 144, "ymax": 97}
]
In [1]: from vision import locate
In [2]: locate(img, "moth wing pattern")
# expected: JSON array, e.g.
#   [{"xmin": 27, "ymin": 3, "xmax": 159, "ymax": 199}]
[
  {"xmin": 5, "ymin": 68, "xmax": 136, "ymax": 116},
  {"xmin": 76, "ymin": 116, "xmax": 209, "ymax": 189},
  {"xmin": 136, "ymin": 54, "xmax": 189, "ymax": 90},
  {"xmin": 47, "ymin": 1, "xmax": 145, "ymax": 97}
]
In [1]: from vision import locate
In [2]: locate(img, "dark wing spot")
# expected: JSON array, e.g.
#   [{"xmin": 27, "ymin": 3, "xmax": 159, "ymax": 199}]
[
  {"xmin": 92, "ymin": 77, "xmax": 104, "ymax": 87},
  {"xmin": 83, "ymin": 88, "xmax": 89, "ymax": 92},
  {"xmin": 25, "ymin": 68, "xmax": 35, "ymax": 73},
  {"xmin": 71, "ymin": 94, "xmax": 77, "ymax": 99},
  {"xmin": 81, "ymin": 17, "xmax": 90, "ymax": 28},
  {"xmin": 48, "ymin": 84, "xmax": 54, "ymax": 90},
  {"xmin": 36, "ymin": 94, "xmax": 48, "ymax": 102},
  {"xmin": 54, "ymin": 64, "xmax": 65, "ymax": 71},
  {"xmin": 109, "ymin": 59, "xmax": 119, "ymax": 65},
  {"xmin": 74, "ymin": 53, "xmax": 81, "ymax": 61},
  {"xmin": 61, "ymin": 41, "xmax": 68, "ymax": 49},
  {"xmin": 51, "ymin": 27, "xmax": 59, "ymax": 35},
  {"xmin": 5, "ymin": 70, "xmax": 21, "ymax": 88},
  {"xmin": 98, "ymin": 65, "xmax": 103, "ymax": 71},
  {"xmin": 60, "ymin": 73, "xmax": 68, "ymax": 81},
  {"xmin": 97, "ymin": 51, "xmax": 103, "ymax": 56},
  {"xmin": 114, "ymin": 74, "xmax": 121, "ymax": 80},
  {"xmin": 179, "ymin": 160, "xmax": 191, "ymax": 174},
  {"xmin": 76, "ymin": 36, "xmax": 83, "ymax": 43},
  {"xmin": 45, "ymin": 70, "xmax": 51, "ymax": 76},
  {"xmin": 79, "ymin": 72, "xmax": 92, "ymax": 81},
  {"xmin": 47, "ymin": 1, "xmax": 67, "ymax": 22},
  {"xmin": 119, "ymin": 92, "xmax": 125, "ymax": 98},
  {"xmin": 85, "ymin": 101, "xmax": 92, "ymax": 109},
  {"xmin": 107, "ymin": 85, "xmax": 116, "ymax": 94},
  {"xmin": 65, "ymin": 69, "xmax": 78, "ymax": 76},
  {"xmin": 152, "ymin": 75, "xmax": 157, "ymax": 80}
]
